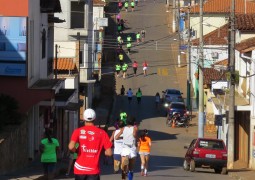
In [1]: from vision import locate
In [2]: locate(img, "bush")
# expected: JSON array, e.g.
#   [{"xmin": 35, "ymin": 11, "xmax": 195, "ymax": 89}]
[{"xmin": 0, "ymin": 94, "xmax": 22, "ymax": 130}]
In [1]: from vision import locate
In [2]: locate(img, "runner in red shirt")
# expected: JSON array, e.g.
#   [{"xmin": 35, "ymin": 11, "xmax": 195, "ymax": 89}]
[
  {"xmin": 68, "ymin": 108, "xmax": 112, "ymax": 180},
  {"xmin": 142, "ymin": 61, "xmax": 148, "ymax": 76},
  {"xmin": 132, "ymin": 61, "xmax": 138, "ymax": 76}
]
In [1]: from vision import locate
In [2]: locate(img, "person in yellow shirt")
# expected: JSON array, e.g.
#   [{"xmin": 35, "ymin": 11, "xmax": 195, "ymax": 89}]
[{"xmin": 137, "ymin": 129, "xmax": 151, "ymax": 177}]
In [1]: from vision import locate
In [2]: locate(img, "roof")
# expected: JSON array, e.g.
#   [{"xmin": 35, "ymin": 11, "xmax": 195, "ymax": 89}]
[
  {"xmin": 93, "ymin": 0, "xmax": 106, "ymax": 6},
  {"xmin": 54, "ymin": 58, "xmax": 77, "ymax": 71},
  {"xmin": 235, "ymin": 14, "xmax": 255, "ymax": 30},
  {"xmin": 236, "ymin": 37, "xmax": 255, "ymax": 53},
  {"xmin": 213, "ymin": 59, "xmax": 229, "ymax": 66},
  {"xmin": 190, "ymin": 0, "xmax": 255, "ymax": 14},
  {"xmin": 203, "ymin": 68, "xmax": 226, "ymax": 85},
  {"xmin": 192, "ymin": 24, "xmax": 228, "ymax": 46}
]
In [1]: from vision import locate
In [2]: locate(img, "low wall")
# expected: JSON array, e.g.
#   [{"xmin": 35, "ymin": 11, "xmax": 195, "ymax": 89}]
[{"xmin": 0, "ymin": 120, "xmax": 29, "ymax": 175}]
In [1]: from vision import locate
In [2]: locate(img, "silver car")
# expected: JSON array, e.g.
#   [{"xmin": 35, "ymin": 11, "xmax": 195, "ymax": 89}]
[{"xmin": 162, "ymin": 89, "xmax": 183, "ymax": 103}]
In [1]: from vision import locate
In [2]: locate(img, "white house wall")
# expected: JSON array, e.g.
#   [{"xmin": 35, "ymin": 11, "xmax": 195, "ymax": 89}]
[
  {"xmin": 190, "ymin": 16, "xmax": 227, "ymax": 39},
  {"xmin": 54, "ymin": 41, "xmax": 76, "ymax": 57},
  {"xmin": 249, "ymin": 50, "xmax": 255, "ymax": 169}
]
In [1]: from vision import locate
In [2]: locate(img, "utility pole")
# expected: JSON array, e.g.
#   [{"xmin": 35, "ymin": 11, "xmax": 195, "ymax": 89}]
[
  {"xmin": 77, "ymin": 32, "xmax": 81, "ymax": 122},
  {"xmin": 227, "ymin": 0, "xmax": 236, "ymax": 170},
  {"xmin": 55, "ymin": 44, "xmax": 58, "ymax": 80},
  {"xmin": 187, "ymin": 0, "xmax": 191, "ymax": 112},
  {"xmin": 172, "ymin": 0, "xmax": 176, "ymax": 32},
  {"xmin": 198, "ymin": 0, "xmax": 204, "ymax": 138},
  {"xmin": 177, "ymin": 0, "xmax": 181, "ymax": 67}
]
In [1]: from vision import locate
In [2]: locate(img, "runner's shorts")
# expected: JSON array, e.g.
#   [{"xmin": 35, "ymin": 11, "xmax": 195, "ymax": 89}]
[
  {"xmin": 139, "ymin": 152, "xmax": 150, "ymax": 156},
  {"xmin": 143, "ymin": 67, "xmax": 148, "ymax": 71},
  {"xmin": 121, "ymin": 145, "xmax": 137, "ymax": 158}
]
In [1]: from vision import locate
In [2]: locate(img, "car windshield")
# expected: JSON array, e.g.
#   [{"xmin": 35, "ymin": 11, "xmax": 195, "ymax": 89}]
[
  {"xmin": 198, "ymin": 140, "xmax": 224, "ymax": 150},
  {"xmin": 166, "ymin": 90, "xmax": 181, "ymax": 95},
  {"xmin": 171, "ymin": 103, "xmax": 185, "ymax": 109}
]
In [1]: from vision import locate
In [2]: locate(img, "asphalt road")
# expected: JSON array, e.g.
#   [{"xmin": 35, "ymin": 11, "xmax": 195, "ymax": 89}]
[{"xmin": 100, "ymin": 0, "xmax": 232, "ymax": 180}]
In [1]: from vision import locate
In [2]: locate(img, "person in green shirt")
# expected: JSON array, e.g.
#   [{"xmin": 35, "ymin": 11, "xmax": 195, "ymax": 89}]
[
  {"xmin": 136, "ymin": 88, "xmax": 142, "ymax": 104},
  {"xmin": 66, "ymin": 143, "xmax": 79, "ymax": 176},
  {"xmin": 130, "ymin": 0, "xmax": 135, "ymax": 12},
  {"xmin": 40, "ymin": 129, "xmax": 59, "ymax": 180},
  {"xmin": 120, "ymin": 111, "xmax": 127, "ymax": 125},
  {"xmin": 119, "ymin": 53, "xmax": 124, "ymax": 65},
  {"xmin": 127, "ymin": 35, "xmax": 132, "ymax": 43},
  {"xmin": 116, "ymin": 64, "xmax": 121, "ymax": 77},
  {"xmin": 122, "ymin": 63, "xmax": 128, "ymax": 78},
  {"xmin": 124, "ymin": 1, "xmax": 129, "ymax": 12},
  {"xmin": 127, "ymin": 42, "xmax": 132, "ymax": 55},
  {"xmin": 136, "ymin": 32, "xmax": 141, "ymax": 44}
]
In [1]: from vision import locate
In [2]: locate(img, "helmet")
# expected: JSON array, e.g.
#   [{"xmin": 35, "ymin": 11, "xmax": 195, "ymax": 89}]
[{"xmin": 83, "ymin": 108, "xmax": 96, "ymax": 121}]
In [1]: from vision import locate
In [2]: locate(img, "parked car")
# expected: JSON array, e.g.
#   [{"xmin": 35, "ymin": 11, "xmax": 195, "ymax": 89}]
[
  {"xmin": 183, "ymin": 138, "xmax": 228, "ymax": 174},
  {"xmin": 166, "ymin": 102, "xmax": 187, "ymax": 117},
  {"xmin": 162, "ymin": 89, "xmax": 183, "ymax": 103}
]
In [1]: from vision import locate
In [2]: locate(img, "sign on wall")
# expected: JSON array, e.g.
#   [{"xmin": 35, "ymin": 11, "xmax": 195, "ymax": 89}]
[
  {"xmin": 0, "ymin": 16, "xmax": 27, "ymax": 76},
  {"xmin": 97, "ymin": 18, "xmax": 108, "ymax": 27}
]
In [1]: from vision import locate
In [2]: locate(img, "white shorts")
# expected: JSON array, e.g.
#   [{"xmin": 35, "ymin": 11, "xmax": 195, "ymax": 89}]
[
  {"xmin": 139, "ymin": 152, "xmax": 150, "ymax": 156},
  {"xmin": 121, "ymin": 146, "xmax": 137, "ymax": 159},
  {"xmin": 143, "ymin": 67, "xmax": 148, "ymax": 71}
]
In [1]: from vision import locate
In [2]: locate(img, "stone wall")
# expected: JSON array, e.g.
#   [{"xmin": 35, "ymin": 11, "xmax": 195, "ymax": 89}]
[{"xmin": 0, "ymin": 120, "xmax": 29, "ymax": 175}]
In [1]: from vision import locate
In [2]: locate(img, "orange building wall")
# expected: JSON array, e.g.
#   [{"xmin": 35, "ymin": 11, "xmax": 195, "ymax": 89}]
[{"xmin": 0, "ymin": 0, "xmax": 28, "ymax": 16}]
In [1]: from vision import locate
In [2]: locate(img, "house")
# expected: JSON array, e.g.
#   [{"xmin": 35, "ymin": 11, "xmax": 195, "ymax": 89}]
[
  {"xmin": 190, "ymin": 12, "xmax": 255, "ymax": 169},
  {"xmin": 54, "ymin": 0, "xmax": 96, "ymax": 122},
  {"xmin": 189, "ymin": 0, "xmax": 255, "ymax": 39},
  {"xmin": 0, "ymin": 0, "xmax": 78, "ymax": 174}
]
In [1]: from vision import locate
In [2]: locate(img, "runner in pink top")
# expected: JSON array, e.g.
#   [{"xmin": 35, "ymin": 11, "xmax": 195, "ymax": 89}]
[
  {"xmin": 142, "ymin": 61, "xmax": 148, "ymax": 76},
  {"xmin": 132, "ymin": 61, "xmax": 138, "ymax": 76},
  {"xmin": 68, "ymin": 109, "xmax": 112, "ymax": 179}
]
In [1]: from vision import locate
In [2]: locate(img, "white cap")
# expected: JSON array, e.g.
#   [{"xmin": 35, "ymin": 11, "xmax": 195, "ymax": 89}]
[{"xmin": 83, "ymin": 108, "xmax": 96, "ymax": 121}]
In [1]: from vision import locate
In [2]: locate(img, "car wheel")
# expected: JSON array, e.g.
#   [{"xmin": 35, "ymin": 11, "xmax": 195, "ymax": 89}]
[
  {"xmin": 214, "ymin": 168, "xmax": 221, "ymax": 174},
  {"xmin": 183, "ymin": 159, "xmax": 189, "ymax": 171},
  {"xmin": 221, "ymin": 167, "xmax": 227, "ymax": 175},
  {"xmin": 189, "ymin": 160, "xmax": 195, "ymax": 172}
]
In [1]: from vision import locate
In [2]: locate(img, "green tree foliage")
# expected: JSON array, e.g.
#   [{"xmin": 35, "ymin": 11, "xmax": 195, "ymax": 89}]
[{"xmin": 0, "ymin": 94, "xmax": 22, "ymax": 130}]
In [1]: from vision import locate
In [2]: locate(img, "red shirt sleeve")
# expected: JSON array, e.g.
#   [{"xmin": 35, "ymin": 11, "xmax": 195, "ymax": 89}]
[
  {"xmin": 102, "ymin": 131, "xmax": 112, "ymax": 150},
  {"xmin": 70, "ymin": 129, "xmax": 79, "ymax": 143}
]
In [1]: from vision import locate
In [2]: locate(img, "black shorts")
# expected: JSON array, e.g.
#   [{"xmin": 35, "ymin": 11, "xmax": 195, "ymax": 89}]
[{"xmin": 75, "ymin": 174, "xmax": 100, "ymax": 180}]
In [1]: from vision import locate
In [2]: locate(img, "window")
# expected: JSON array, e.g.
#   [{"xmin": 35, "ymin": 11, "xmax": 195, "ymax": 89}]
[
  {"xmin": 42, "ymin": 29, "xmax": 46, "ymax": 59},
  {"xmin": 71, "ymin": 1, "xmax": 85, "ymax": 29}
]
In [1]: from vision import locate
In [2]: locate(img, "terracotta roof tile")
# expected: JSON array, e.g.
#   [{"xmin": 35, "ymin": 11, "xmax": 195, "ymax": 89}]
[
  {"xmin": 236, "ymin": 37, "xmax": 255, "ymax": 52},
  {"xmin": 191, "ymin": 0, "xmax": 255, "ymax": 14},
  {"xmin": 203, "ymin": 68, "xmax": 226, "ymax": 85},
  {"xmin": 93, "ymin": 0, "xmax": 106, "ymax": 6},
  {"xmin": 235, "ymin": 14, "xmax": 255, "ymax": 30},
  {"xmin": 212, "ymin": 59, "xmax": 229, "ymax": 66},
  {"xmin": 192, "ymin": 24, "xmax": 228, "ymax": 45},
  {"xmin": 54, "ymin": 58, "xmax": 77, "ymax": 70}
]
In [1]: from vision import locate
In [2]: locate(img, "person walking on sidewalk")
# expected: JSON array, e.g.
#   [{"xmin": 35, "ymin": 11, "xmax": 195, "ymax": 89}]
[
  {"xmin": 136, "ymin": 32, "xmax": 141, "ymax": 44},
  {"xmin": 120, "ymin": 85, "xmax": 125, "ymax": 96},
  {"xmin": 110, "ymin": 120, "xmax": 125, "ymax": 174},
  {"xmin": 127, "ymin": 35, "xmax": 132, "ymax": 43},
  {"xmin": 142, "ymin": 61, "xmax": 148, "ymax": 76},
  {"xmin": 68, "ymin": 108, "xmax": 112, "ymax": 180},
  {"xmin": 137, "ymin": 129, "xmax": 151, "ymax": 177},
  {"xmin": 122, "ymin": 62, "xmax": 128, "ymax": 78},
  {"xmin": 116, "ymin": 63, "xmax": 121, "ymax": 77},
  {"xmin": 136, "ymin": 88, "xmax": 142, "ymax": 104},
  {"xmin": 132, "ymin": 61, "xmax": 138, "ymax": 76},
  {"xmin": 115, "ymin": 116, "xmax": 138, "ymax": 180},
  {"xmin": 118, "ymin": 0, "xmax": 123, "ymax": 11},
  {"xmin": 124, "ymin": 1, "xmax": 129, "ymax": 12},
  {"xmin": 127, "ymin": 88, "xmax": 133, "ymax": 104},
  {"xmin": 130, "ymin": 0, "xmax": 135, "ymax": 12},
  {"xmin": 40, "ymin": 129, "xmax": 59, "ymax": 180},
  {"xmin": 155, "ymin": 92, "xmax": 160, "ymax": 110}
]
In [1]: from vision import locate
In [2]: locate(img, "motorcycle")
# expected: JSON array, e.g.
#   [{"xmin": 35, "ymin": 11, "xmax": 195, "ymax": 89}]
[{"xmin": 166, "ymin": 112, "xmax": 190, "ymax": 128}]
